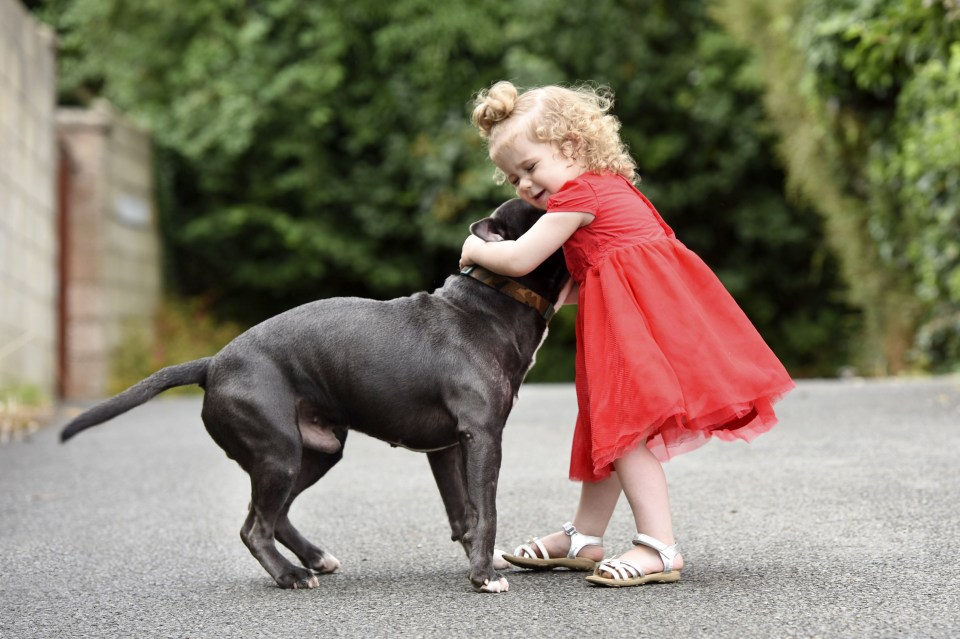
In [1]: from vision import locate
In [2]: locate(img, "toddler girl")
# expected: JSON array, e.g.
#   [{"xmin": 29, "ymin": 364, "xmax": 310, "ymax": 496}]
[{"xmin": 460, "ymin": 81, "xmax": 795, "ymax": 587}]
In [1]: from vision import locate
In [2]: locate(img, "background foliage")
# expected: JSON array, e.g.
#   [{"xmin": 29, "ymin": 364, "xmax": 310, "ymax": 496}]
[
  {"xmin": 31, "ymin": 0, "xmax": 957, "ymax": 379},
  {"xmin": 715, "ymin": 0, "xmax": 960, "ymax": 374}
]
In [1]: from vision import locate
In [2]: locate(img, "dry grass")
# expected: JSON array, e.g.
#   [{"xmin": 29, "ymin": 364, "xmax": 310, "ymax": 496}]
[{"xmin": 0, "ymin": 398, "xmax": 54, "ymax": 444}]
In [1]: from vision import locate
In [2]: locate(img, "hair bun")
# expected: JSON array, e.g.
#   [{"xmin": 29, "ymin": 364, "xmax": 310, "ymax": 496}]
[{"xmin": 471, "ymin": 81, "xmax": 518, "ymax": 137}]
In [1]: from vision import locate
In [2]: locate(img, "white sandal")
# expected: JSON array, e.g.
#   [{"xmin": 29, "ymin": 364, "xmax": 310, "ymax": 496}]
[
  {"xmin": 585, "ymin": 533, "xmax": 681, "ymax": 587},
  {"xmin": 502, "ymin": 522, "xmax": 602, "ymax": 571}
]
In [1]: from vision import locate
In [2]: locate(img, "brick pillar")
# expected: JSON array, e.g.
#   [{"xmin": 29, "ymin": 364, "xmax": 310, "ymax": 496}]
[{"xmin": 57, "ymin": 102, "xmax": 161, "ymax": 400}]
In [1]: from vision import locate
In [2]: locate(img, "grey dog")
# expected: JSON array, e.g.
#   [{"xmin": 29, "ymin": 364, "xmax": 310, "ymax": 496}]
[{"xmin": 60, "ymin": 199, "xmax": 569, "ymax": 593}]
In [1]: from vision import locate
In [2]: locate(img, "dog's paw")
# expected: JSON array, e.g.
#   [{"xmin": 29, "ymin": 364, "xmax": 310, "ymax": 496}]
[
  {"xmin": 313, "ymin": 552, "xmax": 340, "ymax": 575},
  {"xmin": 493, "ymin": 548, "xmax": 511, "ymax": 571},
  {"xmin": 292, "ymin": 574, "xmax": 321, "ymax": 590},
  {"xmin": 278, "ymin": 567, "xmax": 321, "ymax": 589},
  {"xmin": 479, "ymin": 576, "xmax": 509, "ymax": 593}
]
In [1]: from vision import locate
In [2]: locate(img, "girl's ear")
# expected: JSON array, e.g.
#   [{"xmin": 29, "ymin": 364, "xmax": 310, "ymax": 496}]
[
  {"xmin": 560, "ymin": 133, "xmax": 581, "ymax": 160},
  {"xmin": 469, "ymin": 218, "xmax": 504, "ymax": 242}
]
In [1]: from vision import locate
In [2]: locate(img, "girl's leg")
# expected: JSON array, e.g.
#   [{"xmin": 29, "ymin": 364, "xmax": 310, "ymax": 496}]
[
  {"xmin": 517, "ymin": 473, "xmax": 622, "ymax": 561},
  {"xmin": 571, "ymin": 472, "xmax": 623, "ymax": 539},
  {"xmin": 604, "ymin": 443, "xmax": 684, "ymax": 574}
]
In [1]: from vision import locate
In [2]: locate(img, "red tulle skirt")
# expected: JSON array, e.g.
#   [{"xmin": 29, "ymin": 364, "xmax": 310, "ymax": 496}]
[{"xmin": 569, "ymin": 239, "xmax": 795, "ymax": 482}]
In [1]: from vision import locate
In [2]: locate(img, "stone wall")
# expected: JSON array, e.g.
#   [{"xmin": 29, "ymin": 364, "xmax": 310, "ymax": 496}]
[
  {"xmin": 58, "ymin": 101, "xmax": 161, "ymax": 400},
  {"xmin": 0, "ymin": 0, "xmax": 161, "ymax": 402},
  {"xmin": 0, "ymin": 0, "xmax": 57, "ymax": 398}
]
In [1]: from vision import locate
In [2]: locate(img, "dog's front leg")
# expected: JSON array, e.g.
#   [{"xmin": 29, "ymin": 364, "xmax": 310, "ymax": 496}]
[
  {"xmin": 427, "ymin": 446, "xmax": 476, "ymax": 558},
  {"xmin": 457, "ymin": 421, "xmax": 508, "ymax": 593}
]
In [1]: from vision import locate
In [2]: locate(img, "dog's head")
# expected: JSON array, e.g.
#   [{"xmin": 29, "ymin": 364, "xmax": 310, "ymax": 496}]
[
  {"xmin": 468, "ymin": 199, "xmax": 570, "ymax": 303},
  {"xmin": 469, "ymin": 198, "xmax": 544, "ymax": 244}
]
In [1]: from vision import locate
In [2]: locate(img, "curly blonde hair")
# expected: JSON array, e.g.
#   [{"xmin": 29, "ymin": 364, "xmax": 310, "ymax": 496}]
[{"xmin": 471, "ymin": 80, "xmax": 638, "ymax": 185}]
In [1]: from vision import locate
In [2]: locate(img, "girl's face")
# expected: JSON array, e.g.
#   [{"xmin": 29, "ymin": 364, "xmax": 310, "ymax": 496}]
[{"xmin": 493, "ymin": 136, "xmax": 585, "ymax": 210}]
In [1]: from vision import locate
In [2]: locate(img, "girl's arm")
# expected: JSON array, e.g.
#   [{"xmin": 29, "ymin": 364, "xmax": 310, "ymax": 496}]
[
  {"xmin": 560, "ymin": 280, "xmax": 579, "ymax": 305},
  {"xmin": 459, "ymin": 211, "xmax": 590, "ymax": 277}
]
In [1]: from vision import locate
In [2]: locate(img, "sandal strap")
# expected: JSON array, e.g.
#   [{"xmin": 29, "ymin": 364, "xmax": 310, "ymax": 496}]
[
  {"xmin": 596, "ymin": 558, "xmax": 645, "ymax": 580},
  {"xmin": 562, "ymin": 521, "xmax": 603, "ymax": 560},
  {"xmin": 632, "ymin": 533, "xmax": 680, "ymax": 573},
  {"xmin": 514, "ymin": 536, "xmax": 550, "ymax": 560}
]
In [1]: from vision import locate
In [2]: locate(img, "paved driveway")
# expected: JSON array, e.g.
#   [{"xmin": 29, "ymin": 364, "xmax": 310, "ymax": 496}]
[{"xmin": 2, "ymin": 377, "xmax": 958, "ymax": 638}]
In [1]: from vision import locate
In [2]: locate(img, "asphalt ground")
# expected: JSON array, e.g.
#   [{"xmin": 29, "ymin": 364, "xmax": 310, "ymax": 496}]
[{"xmin": 2, "ymin": 377, "xmax": 959, "ymax": 638}]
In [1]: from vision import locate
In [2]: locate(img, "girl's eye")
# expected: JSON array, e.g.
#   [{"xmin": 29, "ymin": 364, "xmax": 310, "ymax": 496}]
[{"xmin": 525, "ymin": 164, "xmax": 536, "ymax": 172}]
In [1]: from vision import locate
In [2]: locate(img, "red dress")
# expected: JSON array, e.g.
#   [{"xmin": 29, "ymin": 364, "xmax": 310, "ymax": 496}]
[{"xmin": 548, "ymin": 173, "xmax": 795, "ymax": 482}]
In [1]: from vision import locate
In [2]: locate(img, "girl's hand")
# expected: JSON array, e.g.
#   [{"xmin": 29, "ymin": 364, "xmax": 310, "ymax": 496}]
[{"xmin": 459, "ymin": 235, "xmax": 486, "ymax": 269}]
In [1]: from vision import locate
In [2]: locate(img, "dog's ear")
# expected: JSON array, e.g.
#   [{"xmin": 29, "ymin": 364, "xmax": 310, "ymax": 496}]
[{"xmin": 470, "ymin": 218, "xmax": 504, "ymax": 242}]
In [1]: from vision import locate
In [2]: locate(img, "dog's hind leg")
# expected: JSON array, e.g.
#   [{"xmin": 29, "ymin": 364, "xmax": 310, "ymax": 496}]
[
  {"xmin": 274, "ymin": 446, "xmax": 346, "ymax": 575},
  {"xmin": 239, "ymin": 454, "xmax": 324, "ymax": 589},
  {"xmin": 203, "ymin": 378, "xmax": 322, "ymax": 588},
  {"xmin": 427, "ymin": 446, "xmax": 477, "ymax": 559},
  {"xmin": 226, "ymin": 409, "xmax": 321, "ymax": 588}
]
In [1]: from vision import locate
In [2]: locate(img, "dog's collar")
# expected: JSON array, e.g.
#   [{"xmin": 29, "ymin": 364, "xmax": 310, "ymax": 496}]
[{"xmin": 459, "ymin": 266, "xmax": 557, "ymax": 322}]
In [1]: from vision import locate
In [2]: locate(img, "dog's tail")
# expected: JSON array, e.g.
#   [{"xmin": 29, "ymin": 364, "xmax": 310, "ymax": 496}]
[{"xmin": 60, "ymin": 357, "xmax": 213, "ymax": 443}]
